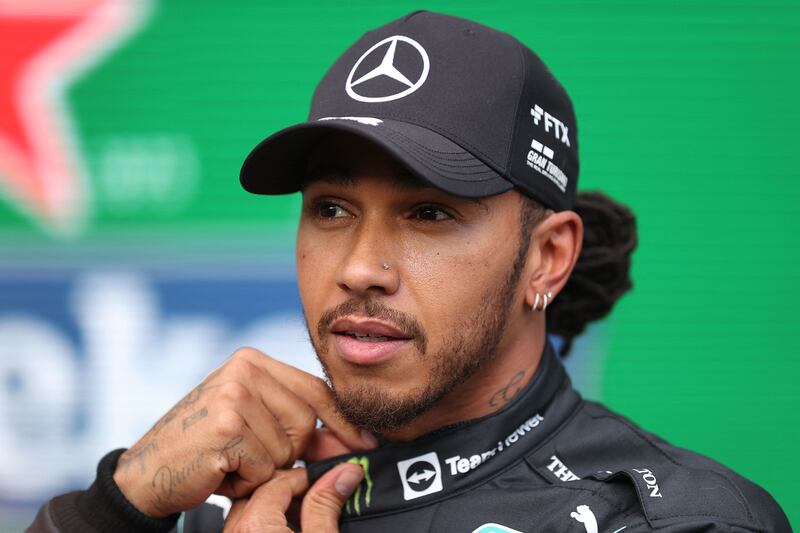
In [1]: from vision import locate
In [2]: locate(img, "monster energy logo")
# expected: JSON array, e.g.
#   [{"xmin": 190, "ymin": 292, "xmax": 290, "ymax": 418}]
[{"xmin": 344, "ymin": 456, "xmax": 373, "ymax": 516}]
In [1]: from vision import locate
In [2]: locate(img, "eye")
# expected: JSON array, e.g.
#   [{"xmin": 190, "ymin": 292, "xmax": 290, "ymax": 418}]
[
  {"xmin": 412, "ymin": 205, "xmax": 453, "ymax": 221},
  {"xmin": 316, "ymin": 201, "xmax": 350, "ymax": 219}
]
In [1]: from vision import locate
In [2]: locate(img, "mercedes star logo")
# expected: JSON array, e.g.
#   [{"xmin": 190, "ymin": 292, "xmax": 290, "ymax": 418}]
[{"xmin": 345, "ymin": 35, "xmax": 430, "ymax": 103}]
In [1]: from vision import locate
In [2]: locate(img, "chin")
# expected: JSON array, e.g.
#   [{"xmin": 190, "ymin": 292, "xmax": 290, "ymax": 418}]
[
  {"xmin": 326, "ymin": 369, "xmax": 448, "ymax": 435},
  {"xmin": 331, "ymin": 385, "xmax": 433, "ymax": 434},
  {"xmin": 330, "ymin": 367, "xmax": 422, "ymax": 398}
]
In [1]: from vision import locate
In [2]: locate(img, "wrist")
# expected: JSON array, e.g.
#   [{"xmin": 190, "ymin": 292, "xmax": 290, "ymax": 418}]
[
  {"xmin": 88, "ymin": 449, "xmax": 180, "ymax": 531},
  {"xmin": 112, "ymin": 451, "xmax": 164, "ymax": 518}
]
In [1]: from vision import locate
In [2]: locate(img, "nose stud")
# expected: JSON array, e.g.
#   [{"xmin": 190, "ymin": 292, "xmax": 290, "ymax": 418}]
[{"xmin": 382, "ymin": 263, "xmax": 391, "ymax": 270}]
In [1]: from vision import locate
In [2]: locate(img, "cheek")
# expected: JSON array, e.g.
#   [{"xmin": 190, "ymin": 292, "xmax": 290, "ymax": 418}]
[
  {"xmin": 402, "ymin": 231, "xmax": 517, "ymax": 331},
  {"xmin": 296, "ymin": 227, "xmax": 330, "ymax": 326}
]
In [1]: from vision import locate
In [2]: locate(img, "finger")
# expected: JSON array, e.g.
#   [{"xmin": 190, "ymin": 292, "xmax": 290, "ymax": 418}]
[
  {"xmin": 240, "ymin": 349, "xmax": 378, "ymax": 451},
  {"xmin": 223, "ymin": 498, "xmax": 248, "ymax": 532},
  {"xmin": 245, "ymin": 365, "xmax": 321, "ymax": 460},
  {"xmin": 223, "ymin": 469, "xmax": 308, "ymax": 533},
  {"xmin": 225, "ymin": 349, "xmax": 332, "ymax": 460},
  {"xmin": 211, "ymin": 421, "xmax": 276, "ymax": 499},
  {"xmin": 300, "ymin": 463, "xmax": 364, "ymax": 532},
  {"xmin": 231, "ymin": 386, "xmax": 295, "ymax": 469},
  {"xmin": 302, "ymin": 428, "xmax": 354, "ymax": 463}
]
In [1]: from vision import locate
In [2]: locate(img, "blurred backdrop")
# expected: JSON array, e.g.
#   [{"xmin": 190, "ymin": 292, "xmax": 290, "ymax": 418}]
[{"xmin": 1, "ymin": 0, "xmax": 798, "ymax": 530}]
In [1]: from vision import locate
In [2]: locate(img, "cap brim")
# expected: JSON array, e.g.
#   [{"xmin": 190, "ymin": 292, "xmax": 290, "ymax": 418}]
[{"xmin": 240, "ymin": 117, "xmax": 513, "ymax": 198}]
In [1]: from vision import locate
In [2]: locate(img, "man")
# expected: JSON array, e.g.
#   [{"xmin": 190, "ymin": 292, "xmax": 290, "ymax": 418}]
[{"xmin": 30, "ymin": 11, "xmax": 789, "ymax": 533}]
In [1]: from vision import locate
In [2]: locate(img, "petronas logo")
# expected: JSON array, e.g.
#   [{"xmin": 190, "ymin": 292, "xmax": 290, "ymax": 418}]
[{"xmin": 344, "ymin": 456, "xmax": 373, "ymax": 516}]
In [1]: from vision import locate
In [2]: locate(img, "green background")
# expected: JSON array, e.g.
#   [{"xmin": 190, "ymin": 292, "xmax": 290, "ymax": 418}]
[{"xmin": 2, "ymin": 0, "xmax": 798, "ymax": 526}]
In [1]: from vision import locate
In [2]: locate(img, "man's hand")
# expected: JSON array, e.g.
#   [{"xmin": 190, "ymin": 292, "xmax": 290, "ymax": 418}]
[
  {"xmin": 112, "ymin": 348, "xmax": 377, "ymax": 517},
  {"xmin": 223, "ymin": 464, "xmax": 364, "ymax": 533}
]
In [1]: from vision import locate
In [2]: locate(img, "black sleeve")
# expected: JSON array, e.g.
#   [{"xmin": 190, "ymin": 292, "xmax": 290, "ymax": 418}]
[{"xmin": 26, "ymin": 449, "xmax": 180, "ymax": 533}]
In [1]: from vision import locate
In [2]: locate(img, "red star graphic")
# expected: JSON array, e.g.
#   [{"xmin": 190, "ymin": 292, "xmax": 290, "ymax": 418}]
[{"xmin": 0, "ymin": 1, "xmax": 150, "ymax": 234}]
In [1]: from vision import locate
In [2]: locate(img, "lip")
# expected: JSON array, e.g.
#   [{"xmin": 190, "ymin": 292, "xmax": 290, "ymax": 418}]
[
  {"xmin": 331, "ymin": 317, "xmax": 410, "ymax": 339},
  {"xmin": 330, "ymin": 316, "xmax": 412, "ymax": 365}
]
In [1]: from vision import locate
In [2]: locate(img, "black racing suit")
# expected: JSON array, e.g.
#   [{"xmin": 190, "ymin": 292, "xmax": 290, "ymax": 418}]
[{"xmin": 29, "ymin": 341, "xmax": 791, "ymax": 532}]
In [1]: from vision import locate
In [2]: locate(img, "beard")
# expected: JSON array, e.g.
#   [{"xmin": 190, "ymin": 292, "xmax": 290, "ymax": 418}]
[{"xmin": 306, "ymin": 246, "xmax": 527, "ymax": 435}]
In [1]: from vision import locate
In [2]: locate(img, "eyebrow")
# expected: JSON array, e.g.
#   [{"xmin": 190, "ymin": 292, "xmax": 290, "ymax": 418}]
[{"xmin": 301, "ymin": 167, "xmax": 489, "ymax": 210}]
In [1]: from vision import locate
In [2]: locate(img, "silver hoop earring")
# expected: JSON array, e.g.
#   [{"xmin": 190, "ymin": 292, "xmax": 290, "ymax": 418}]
[
  {"xmin": 382, "ymin": 263, "xmax": 390, "ymax": 270},
  {"xmin": 532, "ymin": 291, "xmax": 553, "ymax": 312},
  {"xmin": 542, "ymin": 291, "xmax": 553, "ymax": 312}
]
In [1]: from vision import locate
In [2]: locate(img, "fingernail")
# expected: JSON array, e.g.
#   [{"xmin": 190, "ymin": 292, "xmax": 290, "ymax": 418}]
[
  {"xmin": 360, "ymin": 430, "xmax": 378, "ymax": 448},
  {"xmin": 335, "ymin": 466, "xmax": 364, "ymax": 497}
]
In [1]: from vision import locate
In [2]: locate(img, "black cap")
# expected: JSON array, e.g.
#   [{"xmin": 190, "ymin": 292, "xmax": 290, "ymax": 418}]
[{"xmin": 241, "ymin": 10, "xmax": 578, "ymax": 211}]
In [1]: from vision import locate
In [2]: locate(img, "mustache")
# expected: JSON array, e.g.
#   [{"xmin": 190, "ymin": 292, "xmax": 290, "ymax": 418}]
[{"xmin": 317, "ymin": 298, "xmax": 428, "ymax": 354}]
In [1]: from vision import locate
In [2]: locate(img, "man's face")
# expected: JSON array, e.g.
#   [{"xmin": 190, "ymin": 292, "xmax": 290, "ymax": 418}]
[{"xmin": 297, "ymin": 133, "xmax": 531, "ymax": 434}]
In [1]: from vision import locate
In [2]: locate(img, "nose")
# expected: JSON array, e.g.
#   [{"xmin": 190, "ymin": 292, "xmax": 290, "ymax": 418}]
[{"xmin": 336, "ymin": 221, "xmax": 400, "ymax": 297}]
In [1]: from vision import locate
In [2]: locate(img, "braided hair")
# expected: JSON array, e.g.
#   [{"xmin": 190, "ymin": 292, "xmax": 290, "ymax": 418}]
[{"xmin": 520, "ymin": 191, "xmax": 638, "ymax": 356}]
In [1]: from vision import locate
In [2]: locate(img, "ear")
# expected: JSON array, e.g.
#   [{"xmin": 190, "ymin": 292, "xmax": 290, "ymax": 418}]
[{"xmin": 523, "ymin": 210, "xmax": 583, "ymax": 310}]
